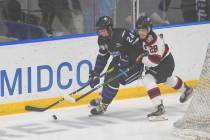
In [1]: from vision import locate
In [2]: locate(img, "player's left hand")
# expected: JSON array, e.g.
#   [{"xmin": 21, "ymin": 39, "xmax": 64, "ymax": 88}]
[
  {"xmin": 89, "ymin": 71, "xmax": 100, "ymax": 88},
  {"xmin": 136, "ymin": 53, "xmax": 147, "ymax": 64}
]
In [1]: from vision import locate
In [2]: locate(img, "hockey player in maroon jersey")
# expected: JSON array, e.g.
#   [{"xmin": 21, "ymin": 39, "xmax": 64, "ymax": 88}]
[{"xmin": 135, "ymin": 16, "xmax": 193, "ymax": 120}]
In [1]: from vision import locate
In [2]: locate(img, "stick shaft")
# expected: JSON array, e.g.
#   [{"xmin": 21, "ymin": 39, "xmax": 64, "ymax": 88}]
[
  {"xmin": 24, "ymin": 68, "xmax": 114, "ymax": 112},
  {"xmin": 75, "ymin": 67, "xmax": 133, "ymax": 102}
]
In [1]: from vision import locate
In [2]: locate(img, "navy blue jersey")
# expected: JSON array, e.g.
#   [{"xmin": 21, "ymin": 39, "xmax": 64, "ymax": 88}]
[{"xmin": 94, "ymin": 28, "xmax": 143, "ymax": 73}]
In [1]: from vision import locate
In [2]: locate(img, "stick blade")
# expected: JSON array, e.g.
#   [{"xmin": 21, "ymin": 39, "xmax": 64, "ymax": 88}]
[
  {"xmin": 63, "ymin": 94, "xmax": 76, "ymax": 103},
  {"xmin": 25, "ymin": 106, "xmax": 46, "ymax": 112}
]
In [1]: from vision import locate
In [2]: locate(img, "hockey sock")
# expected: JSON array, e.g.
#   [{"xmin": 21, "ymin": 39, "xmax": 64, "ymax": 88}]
[
  {"xmin": 143, "ymin": 74, "xmax": 162, "ymax": 107},
  {"xmin": 148, "ymin": 87, "xmax": 162, "ymax": 107},
  {"xmin": 165, "ymin": 76, "xmax": 186, "ymax": 92},
  {"xmin": 101, "ymin": 84, "xmax": 119, "ymax": 104}
]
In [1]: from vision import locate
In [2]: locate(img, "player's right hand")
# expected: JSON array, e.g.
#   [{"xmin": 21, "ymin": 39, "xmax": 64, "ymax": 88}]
[{"xmin": 89, "ymin": 71, "xmax": 100, "ymax": 88}]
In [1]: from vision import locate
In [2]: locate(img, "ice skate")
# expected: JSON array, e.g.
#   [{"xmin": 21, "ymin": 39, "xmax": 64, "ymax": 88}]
[
  {"xmin": 147, "ymin": 104, "xmax": 168, "ymax": 121},
  {"xmin": 180, "ymin": 84, "xmax": 193, "ymax": 103},
  {"xmin": 90, "ymin": 102, "xmax": 108, "ymax": 116}
]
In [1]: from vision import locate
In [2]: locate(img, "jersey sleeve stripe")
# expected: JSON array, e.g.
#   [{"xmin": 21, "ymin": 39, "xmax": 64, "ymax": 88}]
[
  {"xmin": 151, "ymin": 54, "xmax": 162, "ymax": 58},
  {"xmin": 161, "ymin": 44, "xmax": 169, "ymax": 60},
  {"xmin": 121, "ymin": 30, "xmax": 126, "ymax": 38},
  {"xmin": 148, "ymin": 55, "xmax": 161, "ymax": 64}
]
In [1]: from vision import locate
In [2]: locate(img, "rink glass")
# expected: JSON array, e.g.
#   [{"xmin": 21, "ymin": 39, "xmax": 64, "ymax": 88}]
[{"xmin": 0, "ymin": 0, "xmax": 207, "ymax": 43}]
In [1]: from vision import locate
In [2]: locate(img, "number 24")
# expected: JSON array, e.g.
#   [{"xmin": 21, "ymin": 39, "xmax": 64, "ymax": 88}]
[{"xmin": 126, "ymin": 33, "xmax": 135, "ymax": 43}]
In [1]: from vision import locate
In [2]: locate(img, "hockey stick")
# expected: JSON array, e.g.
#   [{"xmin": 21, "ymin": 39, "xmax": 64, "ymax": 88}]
[
  {"xmin": 70, "ymin": 65, "xmax": 137, "ymax": 103},
  {"xmin": 122, "ymin": 70, "xmax": 143, "ymax": 85},
  {"xmin": 25, "ymin": 67, "xmax": 115, "ymax": 112}
]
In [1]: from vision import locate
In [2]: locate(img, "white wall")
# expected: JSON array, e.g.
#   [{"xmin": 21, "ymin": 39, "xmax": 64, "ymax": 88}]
[{"xmin": 0, "ymin": 23, "xmax": 209, "ymax": 104}]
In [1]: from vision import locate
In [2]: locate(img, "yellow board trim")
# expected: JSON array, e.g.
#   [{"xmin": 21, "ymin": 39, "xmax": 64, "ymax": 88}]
[{"xmin": 0, "ymin": 80, "xmax": 197, "ymax": 116}]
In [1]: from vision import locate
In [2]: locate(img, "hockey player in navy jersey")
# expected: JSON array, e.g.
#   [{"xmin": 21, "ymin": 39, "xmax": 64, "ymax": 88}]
[
  {"xmin": 135, "ymin": 16, "xmax": 193, "ymax": 120},
  {"xmin": 89, "ymin": 16, "xmax": 143, "ymax": 115}
]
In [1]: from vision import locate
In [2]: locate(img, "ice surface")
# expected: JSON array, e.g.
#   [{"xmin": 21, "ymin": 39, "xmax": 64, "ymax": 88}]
[{"xmin": 0, "ymin": 93, "xmax": 188, "ymax": 140}]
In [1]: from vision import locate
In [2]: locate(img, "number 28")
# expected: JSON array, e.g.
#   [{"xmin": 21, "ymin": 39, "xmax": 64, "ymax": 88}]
[{"xmin": 149, "ymin": 45, "xmax": 158, "ymax": 53}]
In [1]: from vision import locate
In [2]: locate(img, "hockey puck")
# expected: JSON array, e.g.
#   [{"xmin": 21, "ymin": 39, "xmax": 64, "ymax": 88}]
[{"xmin": 52, "ymin": 115, "xmax": 58, "ymax": 120}]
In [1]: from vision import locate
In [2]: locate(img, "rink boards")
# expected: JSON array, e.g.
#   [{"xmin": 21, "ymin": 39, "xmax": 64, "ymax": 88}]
[{"xmin": 0, "ymin": 22, "xmax": 209, "ymax": 116}]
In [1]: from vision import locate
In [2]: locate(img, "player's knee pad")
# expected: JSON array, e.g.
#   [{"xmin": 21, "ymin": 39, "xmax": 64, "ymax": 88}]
[
  {"xmin": 165, "ymin": 76, "xmax": 182, "ymax": 87},
  {"xmin": 165, "ymin": 76, "xmax": 177, "ymax": 87},
  {"xmin": 142, "ymin": 74, "xmax": 157, "ymax": 90},
  {"xmin": 101, "ymin": 84, "xmax": 119, "ymax": 104}
]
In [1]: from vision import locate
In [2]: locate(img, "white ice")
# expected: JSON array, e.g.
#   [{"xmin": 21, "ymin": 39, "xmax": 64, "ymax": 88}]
[{"xmin": 0, "ymin": 93, "xmax": 189, "ymax": 140}]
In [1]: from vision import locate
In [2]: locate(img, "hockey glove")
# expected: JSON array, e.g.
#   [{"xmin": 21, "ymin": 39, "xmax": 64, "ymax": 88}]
[
  {"xmin": 89, "ymin": 71, "xmax": 100, "ymax": 88},
  {"xmin": 136, "ymin": 52, "xmax": 148, "ymax": 64}
]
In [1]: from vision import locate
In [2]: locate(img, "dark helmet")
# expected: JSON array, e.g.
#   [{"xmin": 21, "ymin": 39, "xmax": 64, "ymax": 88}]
[
  {"xmin": 135, "ymin": 16, "xmax": 153, "ymax": 30},
  {"xmin": 96, "ymin": 16, "xmax": 113, "ymax": 30}
]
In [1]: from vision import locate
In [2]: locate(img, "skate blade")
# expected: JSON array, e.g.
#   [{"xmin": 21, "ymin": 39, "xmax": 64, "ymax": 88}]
[
  {"xmin": 88, "ymin": 113, "xmax": 104, "ymax": 118},
  {"xmin": 148, "ymin": 114, "xmax": 168, "ymax": 121}
]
